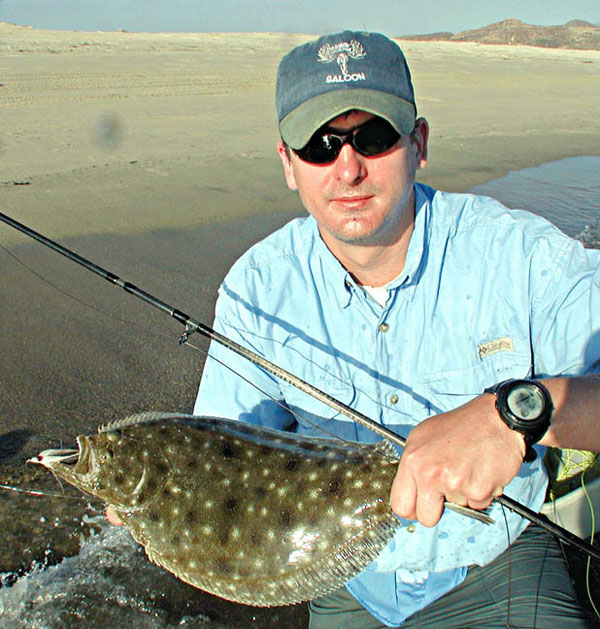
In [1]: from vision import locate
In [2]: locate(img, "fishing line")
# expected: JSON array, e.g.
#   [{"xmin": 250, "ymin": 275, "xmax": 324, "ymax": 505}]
[
  {"xmin": 0, "ymin": 483, "xmax": 103, "ymax": 503},
  {"xmin": 580, "ymin": 472, "xmax": 600, "ymax": 619},
  {"xmin": 2, "ymin": 212, "xmax": 600, "ymax": 559},
  {"xmin": 499, "ymin": 503, "xmax": 512, "ymax": 629},
  {"xmin": 1, "ymin": 239, "xmax": 361, "ymax": 448}
]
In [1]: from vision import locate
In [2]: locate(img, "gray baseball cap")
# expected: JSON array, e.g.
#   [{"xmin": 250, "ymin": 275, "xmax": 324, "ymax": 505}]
[{"xmin": 276, "ymin": 31, "xmax": 417, "ymax": 149}]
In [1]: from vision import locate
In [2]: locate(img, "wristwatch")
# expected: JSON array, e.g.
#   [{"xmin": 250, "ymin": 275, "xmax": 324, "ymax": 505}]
[{"xmin": 484, "ymin": 379, "xmax": 553, "ymax": 462}]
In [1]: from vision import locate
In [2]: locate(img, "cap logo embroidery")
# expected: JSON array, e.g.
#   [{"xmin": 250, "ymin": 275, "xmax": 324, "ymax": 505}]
[{"xmin": 318, "ymin": 40, "xmax": 367, "ymax": 84}]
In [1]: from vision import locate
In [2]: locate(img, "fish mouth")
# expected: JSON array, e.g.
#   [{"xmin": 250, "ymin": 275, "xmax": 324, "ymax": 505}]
[
  {"xmin": 28, "ymin": 436, "xmax": 95, "ymax": 475},
  {"xmin": 73, "ymin": 436, "xmax": 95, "ymax": 476}
]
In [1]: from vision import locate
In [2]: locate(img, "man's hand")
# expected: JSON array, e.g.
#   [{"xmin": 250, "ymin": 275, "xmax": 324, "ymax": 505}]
[
  {"xmin": 106, "ymin": 505, "xmax": 123, "ymax": 526},
  {"xmin": 390, "ymin": 394, "xmax": 526, "ymax": 527}
]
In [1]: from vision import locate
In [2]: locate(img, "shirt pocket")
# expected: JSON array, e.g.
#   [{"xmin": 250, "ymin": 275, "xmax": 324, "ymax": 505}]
[{"xmin": 418, "ymin": 351, "xmax": 532, "ymax": 414}]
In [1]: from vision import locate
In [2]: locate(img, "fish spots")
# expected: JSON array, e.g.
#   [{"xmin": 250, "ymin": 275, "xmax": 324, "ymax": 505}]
[
  {"xmin": 185, "ymin": 509, "xmax": 196, "ymax": 524},
  {"xmin": 113, "ymin": 472, "xmax": 125, "ymax": 486},
  {"xmin": 328, "ymin": 478, "xmax": 342, "ymax": 495},
  {"xmin": 148, "ymin": 510, "xmax": 161, "ymax": 523},
  {"xmin": 254, "ymin": 486, "xmax": 267, "ymax": 499},
  {"xmin": 250, "ymin": 531, "xmax": 263, "ymax": 547},
  {"xmin": 186, "ymin": 459, "xmax": 197, "ymax": 469},
  {"xmin": 285, "ymin": 458, "xmax": 300, "ymax": 472},
  {"xmin": 224, "ymin": 497, "xmax": 237, "ymax": 513},
  {"xmin": 221, "ymin": 442, "xmax": 236, "ymax": 459},
  {"xmin": 279, "ymin": 509, "xmax": 292, "ymax": 527}
]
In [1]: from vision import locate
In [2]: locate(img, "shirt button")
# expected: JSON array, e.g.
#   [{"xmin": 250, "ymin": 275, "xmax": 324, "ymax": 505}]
[
  {"xmin": 379, "ymin": 322, "xmax": 389, "ymax": 333},
  {"xmin": 390, "ymin": 394, "xmax": 399, "ymax": 405},
  {"xmin": 406, "ymin": 524, "xmax": 416, "ymax": 533}
]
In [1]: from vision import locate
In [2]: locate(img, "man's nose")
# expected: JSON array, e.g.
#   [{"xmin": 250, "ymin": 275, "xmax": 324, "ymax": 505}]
[{"xmin": 332, "ymin": 143, "xmax": 367, "ymax": 185}]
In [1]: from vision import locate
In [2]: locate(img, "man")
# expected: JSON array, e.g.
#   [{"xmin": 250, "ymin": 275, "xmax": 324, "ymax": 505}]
[{"xmin": 193, "ymin": 31, "xmax": 600, "ymax": 626}]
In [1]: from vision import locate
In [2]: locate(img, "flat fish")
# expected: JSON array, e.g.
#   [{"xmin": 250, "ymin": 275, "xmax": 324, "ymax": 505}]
[{"xmin": 30, "ymin": 412, "xmax": 402, "ymax": 606}]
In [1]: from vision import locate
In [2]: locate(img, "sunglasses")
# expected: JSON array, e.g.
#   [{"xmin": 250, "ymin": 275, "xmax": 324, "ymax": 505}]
[{"xmin": 293, "ymin": 117, "xmax": 402, "ymax": 164}]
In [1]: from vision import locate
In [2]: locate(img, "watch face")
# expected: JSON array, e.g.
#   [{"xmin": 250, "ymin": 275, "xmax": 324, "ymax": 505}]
[{"xmin": 506, "ymin": 384, "xmax": 546, "ymax": 420}]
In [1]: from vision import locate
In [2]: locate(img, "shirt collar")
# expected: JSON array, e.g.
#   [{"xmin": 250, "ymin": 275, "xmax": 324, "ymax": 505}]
[
  {"xmin": 386, "ymin": 183, "xmax": 430, "ymax": 291},
  {"xmin": 305, "ymin": 217, "xmax": 355, "ymax": 307}
]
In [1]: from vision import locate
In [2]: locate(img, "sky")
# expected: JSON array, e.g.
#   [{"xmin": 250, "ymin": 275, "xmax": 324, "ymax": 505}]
[{"xmin": 0, "ymin": 0, "xmax": 598, "ymax": 36}]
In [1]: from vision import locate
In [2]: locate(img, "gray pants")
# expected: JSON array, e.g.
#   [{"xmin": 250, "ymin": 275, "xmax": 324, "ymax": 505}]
[{"xmin": 309, "ymin": 525, "xmax": 591, "ymax": 628}]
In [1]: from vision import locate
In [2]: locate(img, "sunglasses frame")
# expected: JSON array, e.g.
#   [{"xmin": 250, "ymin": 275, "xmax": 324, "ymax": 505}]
[{"xmin": 292, "ymin": 117, "xmax": 402, "ymax": 165}]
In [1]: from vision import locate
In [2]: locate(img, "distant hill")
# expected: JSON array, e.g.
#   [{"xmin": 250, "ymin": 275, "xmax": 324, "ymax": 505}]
[{"xmin": 401, "ymin": 18, "xmax": 600, "ymax": 51}]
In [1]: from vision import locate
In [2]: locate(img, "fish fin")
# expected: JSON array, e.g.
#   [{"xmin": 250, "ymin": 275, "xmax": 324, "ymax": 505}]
[
  {"xmin": 98, "ymin": 411, "xmax": 194, "ymax": 433},
  {"xmin": 237, "ymin": 512, "xmax": 400, "ymax": 606},
  {"xmin": 124, "ymin": 510, "xmax": 399, "ymax": 607},
  {"xmin": 373, "ymin": 439, "xmax": 400, "ymax": 461}
]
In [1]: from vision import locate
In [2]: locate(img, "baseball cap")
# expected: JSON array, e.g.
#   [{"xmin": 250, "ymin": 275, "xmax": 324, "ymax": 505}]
[{"xmin": 276, "ymin": 31, "xmax": 417, "ymax": 149}]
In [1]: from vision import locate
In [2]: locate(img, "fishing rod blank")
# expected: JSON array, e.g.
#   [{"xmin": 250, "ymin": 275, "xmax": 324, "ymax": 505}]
[{"xmin": 1, "ymin": 210, "xmax": 599, "ymax": 562}]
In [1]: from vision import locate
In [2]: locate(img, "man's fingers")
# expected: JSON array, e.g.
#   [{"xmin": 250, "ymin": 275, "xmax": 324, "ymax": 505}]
[
  {"xmin": 390, "ymin": 465, "xmax": 418, "ymax": 521},
  {"xmin": 415, "ymin": 490, "xmax": 445, "ymax": 528}
]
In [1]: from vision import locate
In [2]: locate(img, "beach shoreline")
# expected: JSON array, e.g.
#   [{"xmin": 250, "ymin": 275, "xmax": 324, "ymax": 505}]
[{"xmin": 2, "ymin": 23, "xmax": 599, "ymax": 245}]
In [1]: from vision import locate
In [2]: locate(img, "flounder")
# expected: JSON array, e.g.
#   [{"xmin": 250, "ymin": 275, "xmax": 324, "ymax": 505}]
[{"xmin": 31, "ymin": 412, "xmax": 402, "ymax": 606}]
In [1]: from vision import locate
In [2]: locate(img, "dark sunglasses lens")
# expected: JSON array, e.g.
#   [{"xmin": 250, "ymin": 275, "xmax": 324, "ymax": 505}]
[
  {"xmin": 354, "ymin": 119, "xmax": 400, "ymax": 156},
  {"xmin": 294, "ymin": 118, "xmax": 401, "ymax": 164},
  {"xmin": 297, "ymin": 135, "xmax": 342, "ymax": 164}
]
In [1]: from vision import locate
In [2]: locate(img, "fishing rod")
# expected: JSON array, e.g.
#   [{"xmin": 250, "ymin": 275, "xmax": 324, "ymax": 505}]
[{"xmin": 1, "ymin": 210, "xmax": 599, "ymax": 561}]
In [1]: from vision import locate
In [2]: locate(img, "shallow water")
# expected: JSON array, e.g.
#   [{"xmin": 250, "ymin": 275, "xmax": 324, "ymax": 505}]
[
  {"xmin": 469, "ymin": 155, "xmax": 600, "ymax": 242},
  {"xmin": 0, "ymin": 156, "xmax": 599, "ymax": 627}
]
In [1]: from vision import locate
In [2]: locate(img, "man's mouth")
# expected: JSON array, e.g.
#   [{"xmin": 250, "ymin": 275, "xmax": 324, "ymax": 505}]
[{"xmin": 330, "ymin": 195, "xmax": 374, "ymax": 208}]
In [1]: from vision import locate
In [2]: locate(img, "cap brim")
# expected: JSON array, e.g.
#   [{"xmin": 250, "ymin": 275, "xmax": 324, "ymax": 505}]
[{"xmin": 279, "ymin": 89, "xmax": 416, "ymax": 149}]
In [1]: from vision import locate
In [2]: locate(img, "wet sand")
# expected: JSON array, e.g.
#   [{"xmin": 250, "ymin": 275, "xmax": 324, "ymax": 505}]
[{"xmin": 1, "ymin": 22, "xmax": 599, "ymax": 626}]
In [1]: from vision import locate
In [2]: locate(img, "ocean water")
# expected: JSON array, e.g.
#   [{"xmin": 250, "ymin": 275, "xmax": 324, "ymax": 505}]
[
  {"xmin": 469, "ymin": 155, "xmax": 600, "ymax": 243},
  {"xmin": 0, "ymin": 156, "xmax": 599, "ymax": 628}
]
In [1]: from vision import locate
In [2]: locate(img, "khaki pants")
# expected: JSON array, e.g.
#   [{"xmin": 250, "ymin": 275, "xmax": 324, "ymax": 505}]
[{"xmin": 309, "ymin": 525, "xmax": 590, "ymax": 628}]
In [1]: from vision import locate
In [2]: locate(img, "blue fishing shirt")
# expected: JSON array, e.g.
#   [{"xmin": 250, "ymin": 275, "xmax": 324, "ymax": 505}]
[{"xmin": 194, "ymin": 183, "xmax": 600, "ymax": 626}]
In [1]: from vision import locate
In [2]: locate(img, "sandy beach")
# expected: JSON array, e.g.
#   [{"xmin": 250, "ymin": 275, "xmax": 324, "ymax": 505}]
[
  {"xmin": 2, "ymin": 23, "xmax": 600, "ymax": 246},
  {"xmin": 0, "ymin": 23, "xmax": 599, "ymax": 626}
]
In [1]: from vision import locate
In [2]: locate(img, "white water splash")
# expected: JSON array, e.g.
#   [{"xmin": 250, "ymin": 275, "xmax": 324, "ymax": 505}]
[{"xmin": 0, "ymin": 518, "xmax": 214, "ymax": 628}]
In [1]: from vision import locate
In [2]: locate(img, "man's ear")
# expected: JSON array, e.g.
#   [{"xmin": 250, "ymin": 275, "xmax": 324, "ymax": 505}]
[
  {"xmin": 413, "ymin": 117, "xmax": 429, "ymax": 170},
  {"xmin": 277, "ymin": 140, "xmax": 298, "ymax": 191}
]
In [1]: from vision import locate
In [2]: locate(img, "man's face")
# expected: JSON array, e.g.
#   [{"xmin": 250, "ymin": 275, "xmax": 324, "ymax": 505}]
[{"xmin": 277, "ymin": 110, "xmax": 428, "ymax": 251}]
